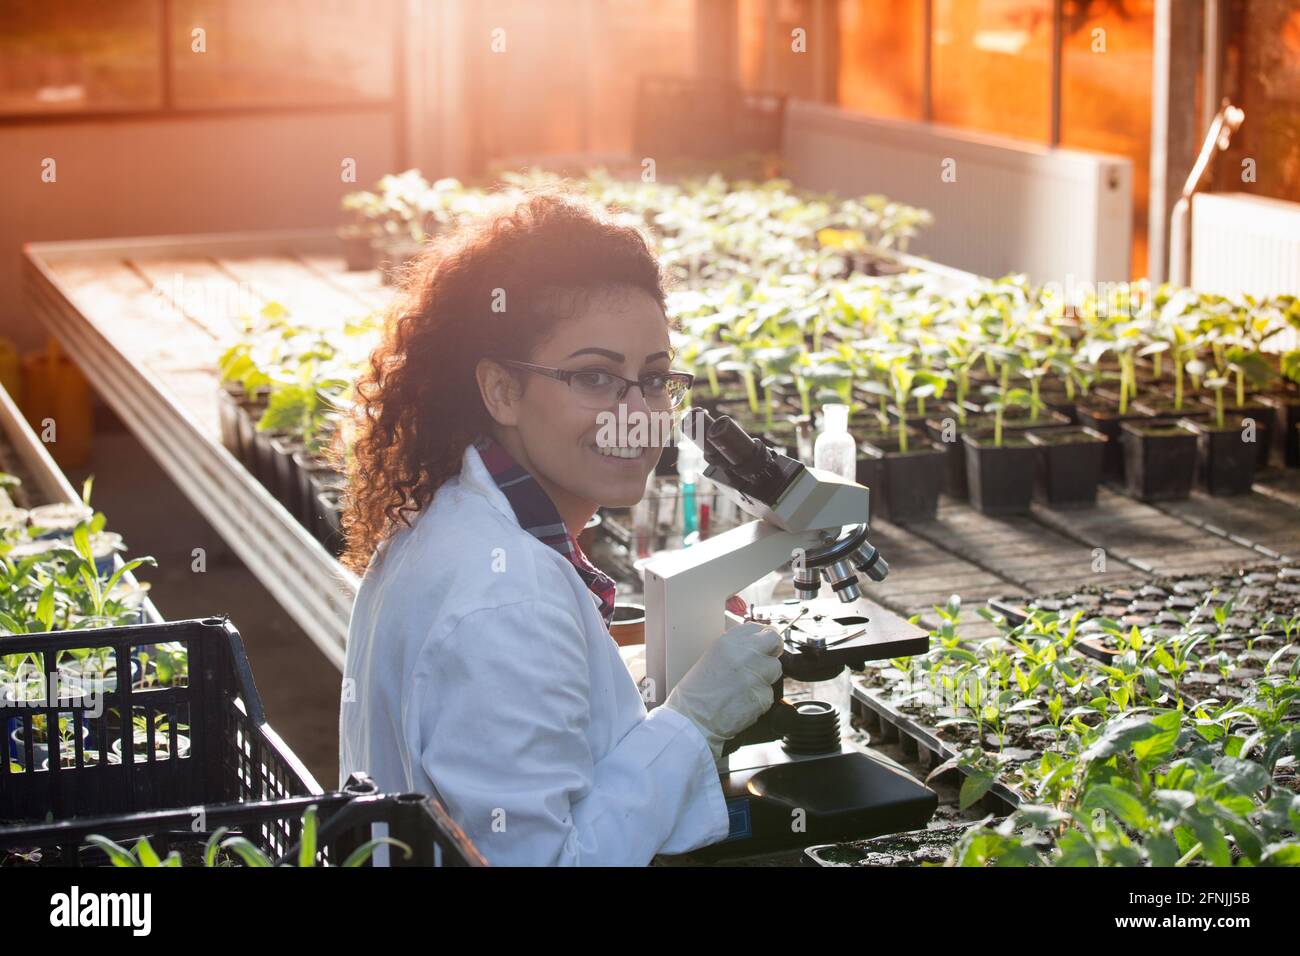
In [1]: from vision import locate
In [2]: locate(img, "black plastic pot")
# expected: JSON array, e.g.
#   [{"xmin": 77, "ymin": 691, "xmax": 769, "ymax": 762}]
[
  {"xmin": 1038, "ymin": 390, "xmax": 1077, "ymax": 424},
  {"xmin": 861, "ymin": 435, "xmax": 946, "ymax": 523},
  {"xmin": 235, "ymin": 398, "xmax": 265, "ymax": 477},
  {"xmin": 960, "ymin": 432, "xmax": 1037, "ymax": 516},
  {"xmin": 338, "ymin": 227, "xmax": 378, "ymax": 271},
  {"xmin": 270, "ymin": 435, "xmax": 305, "ymax": 517},
  {"xmin": 1196, "ymin": 397, "xmax": 1274, "ymax": 469},
  {"xmin": 1257, "ymin": 393, "xmax": 1300, "ymax": 468},
  {"xmin": 252, "ymin": 429, "xmax": 291, "ymax": 499},
  {"xmin": 307, "ymin": 467, "xmax": 346, "ymax": 546},
  {"xmin": 1075, "ymin": 400, "xmax": 1152, "ymax": 481},
  {"xmin": 1118, "ymin": 420, "xmax": 1198, "ymax": 501},
  {"xmin": 922, "ymin": 405, "xmax": 990, "ymax": 500},
  {"xmin": 1025, "ymin": 426, "xmax": 1107, "ymax": 508},
  {"xmin": 854, "ymin": 426, "xmax": 925, "ymax": 521},
  {"xmin": 856, "ymin": 448, "xmax": 887, "ymax": 519},
  {"xmin": 1183, "ymin": 416, "xmax": 1258, "ymax": 496},
  {"xmin": 316, "ymin": 489, "xmax": 344, "ymax": 555},
  {"xmin": 216, "ymin": 384, "xmax": 243, "ymax": 457}
]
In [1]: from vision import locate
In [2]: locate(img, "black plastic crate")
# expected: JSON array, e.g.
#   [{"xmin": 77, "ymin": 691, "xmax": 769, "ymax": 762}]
[
  {"xmin": 1, "ymin": 617, "xmax": 318, "ymax": 822},
  {"xmin": 0, "ymin": 774, "xmax": 485, "ymax": 867}
]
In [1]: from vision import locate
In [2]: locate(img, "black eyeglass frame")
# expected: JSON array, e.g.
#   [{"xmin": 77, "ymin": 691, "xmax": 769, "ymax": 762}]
[{"xmin": 499, "ymin": 359, "xmax": 695, "ymax": 407}]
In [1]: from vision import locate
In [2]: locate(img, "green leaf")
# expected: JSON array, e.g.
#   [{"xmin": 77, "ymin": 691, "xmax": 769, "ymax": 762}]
[
  {"xmin": 134, "ymin": 837, "xmax": 162, "ymax": 867},
  {"xmin": 85, "ymin": 835, "xmax": 140, "ymax": 867},
  {"xmin": 342, "ymin": 837, "xmax": 413, "ymax": 868},
  {"xmin": 204, "ymin": 827, "xmax": 230, "ymax": 867},
  {"xmin": 299, "ymin": 804, "xmax": 318, "ymax": 868},
  {"xmin": 35, "ymin": 583, "xmax": 55, "ymax": 631},
  {"xmin": 220, "ymin": 836, "xmax": 273, "ymax": 867},
  {"xmin": 1082, "ymin": 784, "xmax": 1150, "ymax": 831},
  {"xmin": 959, "ymin": 772, "xmax": 995, "ymax": 810}
]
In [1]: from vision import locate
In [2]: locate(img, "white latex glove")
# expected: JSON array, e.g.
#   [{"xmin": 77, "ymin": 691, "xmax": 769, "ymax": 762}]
[{"xmin": 662, "ymin": 622, "xmax": 784, "ymax": 761}]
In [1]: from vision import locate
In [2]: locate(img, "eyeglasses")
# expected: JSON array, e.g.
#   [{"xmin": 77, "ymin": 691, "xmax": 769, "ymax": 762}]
[{"xmin": 501, "ymin": 360, "xmax": 694, "ymax": 410}]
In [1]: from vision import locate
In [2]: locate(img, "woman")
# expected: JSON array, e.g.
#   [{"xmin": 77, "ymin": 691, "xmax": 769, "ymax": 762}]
[{"xmin": 338, "ymin": 190, "xmax": 784, "ymax": 866}]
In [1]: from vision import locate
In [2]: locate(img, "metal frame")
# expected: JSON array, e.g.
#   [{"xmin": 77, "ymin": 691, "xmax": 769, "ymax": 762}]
[
  {"xmin": 22, "ymin": 232, "xmax": 358, "ymax": 670},
  {"xmin": 0, "ymin": 381, "xmax": 162, "ymax": 625}
]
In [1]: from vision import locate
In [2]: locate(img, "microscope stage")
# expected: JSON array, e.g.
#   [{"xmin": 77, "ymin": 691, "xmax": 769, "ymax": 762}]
[{"xmin": 741, "ymin": 595, "xmax": 928, "ymax": 667}]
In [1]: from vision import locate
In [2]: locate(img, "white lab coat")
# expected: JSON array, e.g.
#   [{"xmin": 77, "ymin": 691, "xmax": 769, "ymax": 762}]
[{"xmin": 339, "ymin": 441, "xmax": 731, "ymax": 865}]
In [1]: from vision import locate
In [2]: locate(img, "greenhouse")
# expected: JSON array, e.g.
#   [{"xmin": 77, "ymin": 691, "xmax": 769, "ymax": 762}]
[{"xmin": 1, "ymin": 0, "xmax": 1299, "ymax": 897}]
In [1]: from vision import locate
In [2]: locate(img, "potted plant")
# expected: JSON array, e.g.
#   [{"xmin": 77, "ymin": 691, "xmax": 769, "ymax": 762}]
[
  {"xmin": 1181, "ymin": 368, "xmax": 1258, "ymax": 496},
  {"xmin": 861, "ymin": 356, "xmax": 947, "ymax": 522},
  {"xmin": 10, "ymin": 714, "xmax": 92, "ymax": 770},
  {"xmin": 1074, "ymin": 332, "xmax": 1153, "ymax": 481},
  {"xmin": 110, "ymin": 714, "xmax": 192, "ymax": 763},
  {"xmin": 961, "ymin": 364, "xmax": 1037, "ymax": 516},
  {"xmin": 338, "ymin": 190, "xmax": 385, "ymax": 271},
  {"xmin": 1267, "ymin": 348, "xmax": 1300, "ymax": 467},
  {"xmin": 1192, "ymin": 345, "xmax": 1276, "ymax": 469}
]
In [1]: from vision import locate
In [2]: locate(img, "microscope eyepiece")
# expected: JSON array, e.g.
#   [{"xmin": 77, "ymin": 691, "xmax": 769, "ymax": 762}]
[{"xmin": 706, "ymin": 415, "xmax": 766, "ymax": 471}]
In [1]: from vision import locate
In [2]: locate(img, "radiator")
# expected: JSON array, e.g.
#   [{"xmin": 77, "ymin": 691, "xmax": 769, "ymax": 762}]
[
  {"xmin": 1191, "ymin": 192, "xmax": 1300, "ymax": 298},
  {"xmin": 781, "ymin": 100, "xmax": 1133, "ymax": 285}
]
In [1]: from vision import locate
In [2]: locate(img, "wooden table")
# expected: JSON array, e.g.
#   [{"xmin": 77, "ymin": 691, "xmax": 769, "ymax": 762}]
[
  {"xmin": 24, "ymin": 230, "xmax": 1300, "ymax": 669},
  {"xmin": 23, "ymin": 231, "xmax": 380, "ymax": 666}
]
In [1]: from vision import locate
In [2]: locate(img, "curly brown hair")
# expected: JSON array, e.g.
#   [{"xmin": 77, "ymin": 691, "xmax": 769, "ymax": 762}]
[{"xmin": 340, "ymin": 188, "xmax": 669, "ymax": 574}]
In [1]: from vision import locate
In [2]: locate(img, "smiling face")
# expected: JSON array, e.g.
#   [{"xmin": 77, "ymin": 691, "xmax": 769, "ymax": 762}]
[{"xmin": 476, "ymin": 283, "xmax": 674, "ymax": 533}]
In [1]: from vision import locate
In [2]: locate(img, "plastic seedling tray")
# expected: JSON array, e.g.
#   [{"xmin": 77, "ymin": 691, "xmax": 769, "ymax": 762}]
[
  {"xmin": 803, "ymin": 822, "xmax": 983, "ymax": 867},
  {"xmin": 849, "ymin": 684, "xmax": 1021, "ymax": 818}
]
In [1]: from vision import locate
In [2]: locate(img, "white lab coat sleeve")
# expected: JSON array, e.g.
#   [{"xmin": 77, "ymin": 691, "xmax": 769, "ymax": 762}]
[{"xmin": 416, "ymin": 599, "xmax": 731, "ymax": 866}]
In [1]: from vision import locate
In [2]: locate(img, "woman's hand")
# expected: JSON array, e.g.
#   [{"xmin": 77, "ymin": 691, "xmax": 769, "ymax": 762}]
[{"xmin": 661, "ymin": 622, "xmax": 784, "ymax": 761}]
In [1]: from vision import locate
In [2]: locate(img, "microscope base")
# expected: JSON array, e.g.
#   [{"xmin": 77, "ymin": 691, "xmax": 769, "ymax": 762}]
[{"xmin": 687, "ymin": 741, "xmax": 938, "ymax": 861}]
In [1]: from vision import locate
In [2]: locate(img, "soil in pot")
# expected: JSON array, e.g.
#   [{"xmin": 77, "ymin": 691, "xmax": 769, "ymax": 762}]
[
  {"xmin": 1025, "ymin": 426, "xmax": 1107, "ymax": 508},
  {"xmin": 1038, "ymin": 389, "xmax": 1077, "ymax": 423},
  {"xmin": 1118, "ymin": 420, "xmax": 1198, "ymax": 501},
  {"xmin": 961, "ymin": 432, "xmax": 1038, "ymax": 516},
  {"xmin": 861, "ymin": 435, "xmax": 946, "ymax": 523},
  {"xmin": 1183, "ymin": 415, "xmax": 1258, "ymax": 496},
  {"xmin": 1131, "ymin": 396, "xmax": 1211, "ymax": 421}
]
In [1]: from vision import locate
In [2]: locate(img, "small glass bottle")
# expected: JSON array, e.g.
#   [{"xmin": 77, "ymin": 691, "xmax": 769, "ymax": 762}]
[{"xmin": 813, "ymin": 403, "xmax": 857, "ymax": 482}]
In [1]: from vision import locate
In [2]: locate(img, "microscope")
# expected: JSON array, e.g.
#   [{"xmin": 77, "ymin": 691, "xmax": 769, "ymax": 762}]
[{"xmin": 643, "ymin": 409, "xmax": 938, "ymax": 858}]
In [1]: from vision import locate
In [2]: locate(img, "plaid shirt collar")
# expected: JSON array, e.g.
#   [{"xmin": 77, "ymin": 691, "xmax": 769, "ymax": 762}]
[{"xmin": 472, "ymin": 435, "xmax": 617, "ymax": 629}]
